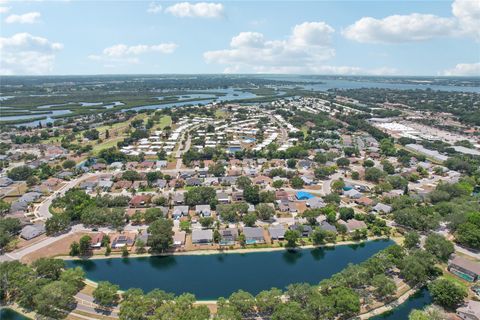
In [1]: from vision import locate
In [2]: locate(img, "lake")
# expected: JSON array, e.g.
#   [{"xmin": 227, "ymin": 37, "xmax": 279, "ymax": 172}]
[
  {"xmin": 370, "ymin": 288, "xmax": 432, "ymax": 320},
  {"xmin": 0, "ymin": 308, "xmax": 30, "ymax": 320},
  {"xmin": 66, "ymin": 239, "xmax": 393, "ymax": 300}
]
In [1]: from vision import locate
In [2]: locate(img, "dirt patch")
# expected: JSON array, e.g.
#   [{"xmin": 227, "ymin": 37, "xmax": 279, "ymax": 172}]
[{"xmin": 21, "ymin": 232, "xmax": 93, "ymax": 264}]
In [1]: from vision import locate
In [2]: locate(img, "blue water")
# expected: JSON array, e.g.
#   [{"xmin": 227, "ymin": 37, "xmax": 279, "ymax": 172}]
[
  {"xmin": 0, "ymin": 308, "xmax": 30, "ymax": 320},
  {"xmin": 370, "ymin": 288, "xmax": 432, "ymax": 320},
  {"xmin": 66, "ymin": 239, "xmax": 393, "ymax": 300}
]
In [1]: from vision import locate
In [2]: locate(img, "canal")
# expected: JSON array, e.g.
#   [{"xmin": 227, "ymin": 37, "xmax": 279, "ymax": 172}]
[
  {"xmin": 67, "ymin": 239, "xmax": 393, "ymax": 300},
  {"xmin": 370, "ymin": 288, "xmax": 432, "ymax": 320}
]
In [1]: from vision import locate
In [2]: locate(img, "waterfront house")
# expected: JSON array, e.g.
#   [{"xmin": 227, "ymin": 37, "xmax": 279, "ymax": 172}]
[
  {"xmin": 243, "ymin": 227, "xmax": 265, "ymax": 244},
  {"xmin": 269, "ymin": 226, "xmax": 286, "ymax": 240},
  {"xmin": 448, "ymin": 256, "xmax": 480, "ymax": 282},
  {"xmin": 319, "ymin": 221, "xmax": 337, "ymax": 233},
  {"xmin": 112, "ymin": 235, "xmax": 135, "ymax": 248},
  {"xmin": 220, "ymin": 228, "xmax": 238, "ymax": 246},
  {"xmin": 90, "ymin": 233, "xmax": 105, "ymax": 249},
  {"xmin": 192, "ymin": 229, "xmax": 213, "ymax": 244},
  {"xmin": 174, "ymin": 231, "xmax": 186, "ymax": 247},
  {"xmin": 338, "ymin": 219, "xmax": 367, "ymax": 233},
  {"xmin": 290, "ymin": 224, "xmax": 313, "ymax": 237}
]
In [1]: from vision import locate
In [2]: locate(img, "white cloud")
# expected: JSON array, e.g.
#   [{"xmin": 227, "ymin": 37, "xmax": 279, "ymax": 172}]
[
  {"xmin": 89, "ymin": 43, "xmax": 177, "ymax": 66},
  {"xmin": 0, "ymin": 33, "xmax": 63, "ymax": 75},
  {"xmin": 343, "ymin": 0, "xmax": 480, "ymax": 43},
  {"xmin": 147, "ymin": 2, "xmax": 162, "ymax": 14},
  {"xmin": 5, "ymin": 11, "xmax": 41, "ymax": 24},
  {"xmin": 452, "ymin": 0, "xmax": 480, "ymax": 40},
  {"xmin": 204, "ymin": 21, "xmax": 336, "ymax": 73},
  {"xmin": 0, "ymin": 6, "xmax": 10, "ymax": 13},
  {"xmin": 442, "ymin": 62, "xmax": 480, "ymax": 76},
  {"xmin": 165, "ymin": 2, "xmax": 224, "ymax": 18},
  {"xmin": 343, "ymin": 14, "xmax": 456, "ymax": 43}
]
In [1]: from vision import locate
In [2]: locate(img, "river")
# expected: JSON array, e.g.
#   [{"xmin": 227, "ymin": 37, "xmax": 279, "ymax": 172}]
[
  {"xmin": 66, "ymin": 239, "xmax": 393, "ymax": 300},
  {"xmin": 370, "ymin": 288, "xmax": 432, "ymax": 320},
  {"xmin": 0, "ymin": 308, "xmax": 30, "ymax": 320}
]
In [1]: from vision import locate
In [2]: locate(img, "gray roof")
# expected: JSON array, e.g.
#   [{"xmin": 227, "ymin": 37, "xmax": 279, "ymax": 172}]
[
  {"xmin": 320, "ymin": 221, "xmax": 337, "ymax": 232},
  {"xmin": 195, "ymin": 204, "xmax": 211, "ymax": 214},
  {"xmin": 173, "ymin": 206, "xmax": 189, "ymax": 216},
  {"xmin": 306, "ymin": 197, "xmax": 325, "ymax": 209},
  {"xmin": 192, "ymin": 229, "xmax": 213, "ymax": 242},
  {"xmin": 373, "ymin": 203, "xmax": 392, "ymax": 213},
  {"xmin": 243, "ymin": 227, "xmax": 264, "ymax": 239},
  {"xmin": 269, "ymin": 226, "xmax": 286, "ymax": 239},
  {"xmin": 20, "ymin": 224, "xmax": 45, "ymax": 240}
]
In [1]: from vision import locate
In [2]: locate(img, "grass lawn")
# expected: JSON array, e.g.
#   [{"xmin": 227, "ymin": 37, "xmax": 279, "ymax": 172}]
[
  {"xmin": 92, "ymin": 136, "xmax": 125, "ymax": 154},
  {"xmin": 156, "ymin": 115, "xmax": 172, "ymax": 130},
  {"xmin": 215, "ymin": 109, "xmax": 227, "ymax": 119},
  {"xmin": 441, "ymin": 271, "xmax": 470, "ymax": 290}
]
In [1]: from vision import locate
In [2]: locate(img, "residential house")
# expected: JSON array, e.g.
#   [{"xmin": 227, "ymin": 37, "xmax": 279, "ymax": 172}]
[
  {"xmin": 112, "ymin": 235, "xmax": 135, "ymax": 248},
  {"xmin": 129, "ymin": 195, "xmax": 151, "ymax": 208},
  {"xmin": 290, "ymin": 224, "xmax": 313, "ymax": 237},
  {"xmin": 243, "ymin": 227, "xmax": 265, "ymax": 244},
  {"xmin": 186, "ymin": 178, "xmax": 202, "ymax": 187},
  {"xmin": 90, "ymin": 233, "xmax": 105, "ymax": 249},
  {"xmin": 219, "ymin": 228, "xmax": 238, "ymax": 246},
  {"xmin": 457, "ymin": 300, "xmax": 480, "ymax": 320},
  {"xmin": 372, "ymin": 203, "xmax": 392, "ymax": 214},
  {"xmin": 217, "ymin": 191, "xmax": 230, "ymax": 204},
  {"xmin": 172, "ymin": 206, "xmax": 189, "ymax": 219},
  {"xmin": 355, "ymin": 197, "xmax": 375, "ymax": 207},
  {"xmin": 20, "ymin": 224, "xmax": 45, "ymax": 240},
  {"xmin": 343, "ymin": 189, "xmax": 362, "ymax": 199},
  {"xmin": 338, "ymin": 219, "xmax": 367, "ymax": 233},
  {"xmin": 306, "ymin": 197, "xmax": 325, "ymax": 209},
  {"xmin": 173, "ymin": 193, "xmax": 185, "ymax": 205},
  {"xmin": 448, "ymin": 256, "xmax": 480, "ymax": 282},
  {"xmin": 319, "ymin": 221, "xmax": 337, "ymax": 233},
  {"xmin": 269, "ymin": 226, "xmax": 286, "ymax": 240},
  {"xmin": 192, "ymin": 229, "xmax": 213, "ymax": 244},
  {"xmin": 195, "ymin": 204, "xmax": 211, "ymax": 217},
  {"xmin": 174, "ymin": 231, "xmax": 186, "ymax": 247}
]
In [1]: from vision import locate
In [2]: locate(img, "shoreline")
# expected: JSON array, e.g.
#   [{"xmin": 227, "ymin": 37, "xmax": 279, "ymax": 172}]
[
  {"xmin": 358, "ymin": 287, "xmax": 417, "ymax": 319},
  {"xmin": 0, "ymin": 303, "xmax": 35, "ymax": 320},
  {"xmin": 56, "ymin": 236, "xmax": 391, "ymax": 261}
]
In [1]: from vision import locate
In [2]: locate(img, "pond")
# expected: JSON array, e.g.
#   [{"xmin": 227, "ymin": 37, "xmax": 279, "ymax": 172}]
[
  {"xmin": 370, "ymin": 288, "xmax": 432, "ymax": 320},
  {"xmin": 66, "ymin": 239, "xmax": 393, "ymax": 300},
  {"xmin": 0, "ymin": 308, "xmax": 31, "ymax": 320}
]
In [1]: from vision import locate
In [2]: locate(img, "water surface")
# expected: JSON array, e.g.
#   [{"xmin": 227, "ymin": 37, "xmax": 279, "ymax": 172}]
[{"xmin": 67, "ymin": 239, "xmax": 393, "ymax": 300}]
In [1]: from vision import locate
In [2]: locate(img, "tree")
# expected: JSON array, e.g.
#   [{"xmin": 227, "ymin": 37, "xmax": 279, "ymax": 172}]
[
  {"xmin": 148, "ymin": 218, "xmax": 174, "ymax": 252},
  {"xmin": 290, "ymin": 176, "xmax": 304, "ymax": 189},
  {"xmin": 259, "ymin": 190, "xmax": 275, "ymax": 203},
  {"xmin": 144, "ymin": 208, "xmax": 164, "ymax": 224},
  {"xmin": 208, "ymin": 162, "xmax": 225, "ymax": 177},
  {"xmin": 62, "ymin": 159, "xmax": 76, "ymax": 169},
  {"xmin": 425, "ymin": 234, "xmax": 454, "ymax": 262},
  {"xmin": 272, "ymin": 180, "xmax": 284, "ymax": 189},
  {"xmin": 185, "ymin": 187, "xmax": 217, "ymax": 207},
  {"xmin": 382, "ymin": 160, "xmax": 395, "ymax": 174},
  {"xmin": 331, "ymin": 180, "xmax": 345, "ymax": 193},
  {"xmin": 336, "ymin": 157, "xmax": 350, "ymax": 168},
  {"xmin": 455, "ymin": 212, "xmax": 480, "ymax": 249},
  {"xmin": 428, "ymin": 278, "xmax": 467, "ymax": 309},
  {"xmin": 339, "ymin": 207, "xmax": 354, "ymax": 221},
  {"xmin": 79, "ymin": 235, "xmax": 92, "ymax": 256},
  {"xmin": 70, "ymin": 241, "xmax": 80, "ymax": 256},
  {"xmin": 243, "ymin": 185, "xmax": 260, "ymax": 204},
  {"xmin": 122, "ymin": 245, "xmax": 129, "ymax": 257},
  {"xmin": 0, "ymin": 217, "xmax": 21, "ymax": 249},
  {"xmin": 403, "ymin": 231, "xmax": 420, "ymax": 250},
  {"xmin": 242, "ymin": 213, "xmax": 257, "ymax": 227},
  {"xmin": 371, "ymin": 274, "xmax": 396, "ymax": 300},
  {"xmin": 32, "ymin": 258, "xmax": 65, "ymax": 280},
  {"xmin": 93, "ymin": 281, "xmax": 120, "ymax": 307},
  {"xmin": 228, "ymin": 290, "xmax": 255, "ymax": 316},
  {"xmin": 287, "ymin": 159, "xmax": 297, "ymax": 169},
  {"xmin": 236, "ymin": 176, "xmax": 252, "ymax": 190},
  {"xmin": 272, "ymin": 301, "xmax": 310, "ymax": 320},
  {"xmin": 60, "ymin": 267, "xmax": 85, "ymax": 291},
  {"xmin": 351, "ymin": 171, "xmax": 360, "ymax": 180},
  {"xmin": 256, "ymin": 288, "xmax": 282, "ymax": 315},
  {"xmin": 285, "ymin": 230, "xmax": 300, "ymax": 249},
  {"xmin": 256, "ymin": 203, "xmax": 275, "ymax": 221},
  {"xmin": 365, "ymin": 167, "xmax": 385, "ymax": 182},
  {"xmin": 34, "ymin": 281, "xmax": 76, "ymax": 318},
  {"xmin": 7, "ymin": 165, "xmax": 33, "ymax": 181},
  {"xmin": 46, "ymin": 213, "xmax": 71, "ymax": 235},
  {"xmin": 0, "ymin": 199, "xmax": 10, "ymax": 214},
  {"xmin": 199, "ymin": 217, "xmax": 214, "ymax": 228}
]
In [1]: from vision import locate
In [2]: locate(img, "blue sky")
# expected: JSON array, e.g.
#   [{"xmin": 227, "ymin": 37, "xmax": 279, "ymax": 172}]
[{"xmin": 0, "ymin": 0, "xmax": 479, "ymax": 76}]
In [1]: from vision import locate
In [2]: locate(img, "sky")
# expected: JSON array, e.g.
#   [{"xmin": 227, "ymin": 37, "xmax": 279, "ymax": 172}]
[{"xmin": 0, "ymin": 0, "xmax": 479, "ymax": 76}]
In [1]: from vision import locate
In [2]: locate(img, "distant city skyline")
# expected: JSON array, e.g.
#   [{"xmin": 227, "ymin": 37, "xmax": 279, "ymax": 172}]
[{"xmin": 0, "ymin": 0, "xmax": 479, "ymax": 76}]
